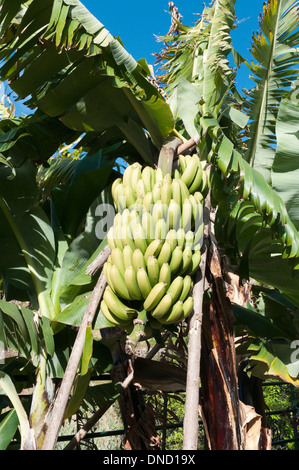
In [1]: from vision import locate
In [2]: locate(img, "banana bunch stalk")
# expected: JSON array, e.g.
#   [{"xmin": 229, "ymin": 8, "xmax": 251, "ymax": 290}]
[{"xmin": 100, "ymin": 154, "xmax": 209, "ymax": 334}]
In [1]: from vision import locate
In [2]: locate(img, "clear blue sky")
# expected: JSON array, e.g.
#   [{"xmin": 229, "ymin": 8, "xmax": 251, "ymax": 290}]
[
  {"xmin": 82, "ymin": 0, "xmax": 264, "ymax": 91},
  {"xmin": 13, "ymin": 1, "xmax": 264, "ymax": 116}
]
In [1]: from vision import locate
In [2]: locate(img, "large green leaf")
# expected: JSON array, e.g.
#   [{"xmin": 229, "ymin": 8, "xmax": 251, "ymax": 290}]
[
  {"xmin": 200, "ymin": 102, "xmax": 299, "ymax": 263},
  {"xmin": 0, "ymin": 409, "xmax": 19, "ymax": 450},
  {"xmin": 272, "ymin": 96, "xmax": 299, "ymax": 230},
  {"xmin": 0, "ymin": 148, "xmax": 57, "ymax": 317},
  {"xmin": 51, "ymin": 185, "xmax": 112, "ymax": 310},
  {"xmin": 233, "ymin": 297, "xmax": 299, "ymax": 385},
  {"xmin": 0, "ymin": 300, "xmax": 54, "ymax": 361},
  {"xmin": 0, "ymin": 0, "xmax": 174, "ymax": 159},
  {"xmin": 59, "ymin": 151, "xmax": 113, "ymax": 238},
  {"xmin": 243, "ymin": 0, "xmax": 299, "ymax": 183}
]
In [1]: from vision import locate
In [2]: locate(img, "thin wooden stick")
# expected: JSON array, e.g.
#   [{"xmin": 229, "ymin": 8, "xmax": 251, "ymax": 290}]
[
  {"xmin": 85, "ymin": 245, "xmax": 111, "ymax": 276},
  {"xmin": 182, "ymin": 244, "xmax": 209, "ymax": 449},
  {"xmin": 182, "ymin": 200, "xmax": 211, "ymax": 450},
  {"xmin": 41, "ymin": 269, "xmax": 108, "ymax": 450}
]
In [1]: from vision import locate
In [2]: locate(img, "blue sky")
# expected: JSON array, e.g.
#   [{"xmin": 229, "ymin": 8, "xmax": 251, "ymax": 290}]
[
  {"xmin": 82, "ymin": 0, "xmax": 264, "ymax": 91},
  {"xmin": 12, "ymin": 1, "xmax": 264, "ymax": 116}
]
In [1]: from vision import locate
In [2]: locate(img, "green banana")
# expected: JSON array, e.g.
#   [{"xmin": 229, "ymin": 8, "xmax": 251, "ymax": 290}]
[
  {"xmin": 132, "ymin": 223, "xmax": 148, "ymax": 254},
  {"xmin": 152, "ymin": 182, "xmax": 162, "ymax": 203},
  {"xmin": 181, "ymin": 296, "xmax": 194, "ymax": 321},
  {"xmin": 180, "ymin": 155, "xmax": 199, "ymax": 188},
  {"xmin": 143, "ymin": 281, "xmax": 168, "ymax": 311},
  {"xmin": 103, "ymin": 286, "xmax": 137, "ymax": 321},
  {"xmin": 136, "ymin": 178, "xmax": 146, "ymax": 199},
  {"xmin": 193, "ymin": 191, "xmax": 205, "ymax": 205},
  {"xmin": 111, "ymin": 178, "xmax": 122, "ymax": 206},
  {"xmin": 107, "ymin": 226, "xmax": 116, "ymax": 251},
  {"xmin": 186, "ymin": 250, "xmax": 202, "ymax": 276},
  {"xmin": 132, "ymin": 248, "xmax": 146, "ymax": 272},
  {"xmin": 193, "ymin": 222, "xmax": 204, "ymax": 248},
  {"xmin": 159, "ymin": 300, "xmax": 184, "ymax": 325},
  {"xmin": 167, "ymin": 276, "xmax": 184, "ymax": 304},
  {"xmin": 113, "ymin": 214, "xmax": 124, "ymax": 250},
  {"xmin": 129, "ymin": 208, "xmax": 142, "ymax": 228},
  {"xmin": 189, "ymin": 194, "xmax": 203, "ymax": 234},
  {"xmin": 110, "ymin": 264, "xmax": 132, "ymax": 300},
  {"xmin": 179, "ymin": 275, "xmax": 193, "ymax": 302},
  {"xmin": 167, "ymin": 199, "xmax": 181, "ymax": 230},
  {"xmin": 184, "ymin": 230, "xmax": 195, "ymax": 249},
  {"xmin": 120, "ymin": 224, "xmax": 135, "ymax": 251},
  {"xmin": 200, "ymin": 170, "xmax": 209, "ymax": 198},
  {"xmin": 173, "ymin": 168, "xmax": 180, "ymax": 179},
  {"xmin": 178, "ymin": 154, "xmax": 187, "ymax": 173},
  {"xmin": 159, "ymin": 262, "xmax": 172, "ymax": 286},
  {"xmin": 177, "ymin": 178, "xmax": 190, "ymax": 205},
  {"xmin": 169, "ymin": 245, "xmax": 183, "ymax": 275},
  {"xmin": 181, "ymin": 247, "xmax": 193, "ymax": 275},
  {"xmin": 161, "ymin": 174, "xmax": 172, "ymax": 206},
  {"xmin": 124, "ymin": 265, "xmax": 143, "ymax": 300},
  {"xmin": 176, "ymin": 228, "xmax": 185, "ymax": 249},
  {"xmin": 171, "ymin": 178, "xmax": 182, "ymax": 207},
  {"xmin": 166, "ymin": 229, "xmax": 178, "ymax": 251},
  {"xmin": 151, "ymin": 199, "xmax": 165, "ymax": 224},
  {"xmin": 130, "ymin": 163, "xmax": 142, "ymax": 195},
  {"xmin": 143, "ymin": 191, "xmax": 154, "ymax": 212},
  {"xmin": 188, "ymin": 162, "xmax": 203, "ymax": 194},
  {"xmin": 144, "ymin": 239, "xmax": 163, "ymax": 263},
  {"xmin": 142, "ymin": 166, "xmax": 155, "ymax": 193},
  {"xmin": 181, "ymin": 198, "xmax": 193, "ymax": 232},
  {"xmin": 123, "ymin": 164, "xmax": 134, "ymax": 187},
  {"xmin": 147, "ymin": 255, "xmax": 160, "ymax": 287},
  {"xmin": 157, "ymin": 240, "xmax": 172, "ymax": 266},
  {"xmin": 137, "ymin": 267, "xmax": 152, "ymax": 299},
  {"xmin": 142, "ymin": 211, "xmax": 155, "ymax": 243},
  {"xmin": 101, "ymin": 299, "xmax": 130, "ymax": 328},
  {"xmin": 124, "ymin": 183, "xmax": 136, "ymax": 209},
  {"xmin": 155, "ymin": 167, "xmax": 163, "ymax": 184},
  {"xmin": 155, "ymin": 218, "xmax": 168, "ymax": 240},
  {"xmin": 151, "ymin": 292, "xmax": 173, "ymax": 319},
  {"xmin": 122, "ymin": 208, "xmax": 132, "ymax": 227},
  {"xmin": 103, "ymin": 261, "xmax": 114, "ymax": 291},
  {"xmin": 111, "ymin": 247, "xmax": 126, "ymax": 277},
  {"xmin": 123, "ymin": 244, "xmax": 134, "ymax": 268}
]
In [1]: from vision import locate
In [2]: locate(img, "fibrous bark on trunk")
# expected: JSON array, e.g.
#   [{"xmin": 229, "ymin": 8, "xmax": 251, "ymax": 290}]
[{"xmin": 200, "ymin": 240, "xmax": 243, "ymax": 450}]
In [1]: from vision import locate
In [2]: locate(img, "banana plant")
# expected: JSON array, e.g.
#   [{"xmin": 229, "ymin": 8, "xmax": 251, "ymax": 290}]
[{"xmin": 0, "ymin": 0, "xmax": 299, "ymax": 451}]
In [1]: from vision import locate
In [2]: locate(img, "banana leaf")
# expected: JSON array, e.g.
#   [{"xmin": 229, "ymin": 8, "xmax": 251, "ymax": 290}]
[
  {"xmin": 272, "ymin": 96, "xmax": 299, "ymax": 231},
  {"xmin": 243, "ymin": 0, "xmax": 299, "ymax": 184},
  {"xmin": 233, "ymin": 299, "xmax": 299, "ymax": 386},
  {"xmin": 0, "ymin": 0, "xmax": 174, "ymax": 160},
  {"xmin": 0, "ymin": 409, "xmax": 19, "ymax": 450}
]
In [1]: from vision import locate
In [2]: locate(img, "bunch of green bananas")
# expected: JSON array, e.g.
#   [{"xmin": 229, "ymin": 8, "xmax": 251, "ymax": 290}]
[{"xmin": 100, "ymin": 154, "xmax": 209, "ymax": 331}]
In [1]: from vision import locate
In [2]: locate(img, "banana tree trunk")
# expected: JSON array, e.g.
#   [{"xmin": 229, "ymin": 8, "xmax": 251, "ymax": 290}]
[{"xmin": 200, "ymin": 240, "xmax": 243, "ymax": 450}]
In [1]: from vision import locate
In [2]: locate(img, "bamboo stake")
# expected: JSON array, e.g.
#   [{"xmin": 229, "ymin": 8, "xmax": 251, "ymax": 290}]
[
  {"xmin": 41, "ymin": 257, "xmax": 109, "ymax": 450},
  {"xmin": 183, "ymin": 197, "xmax": 211, "ymax": 450}
]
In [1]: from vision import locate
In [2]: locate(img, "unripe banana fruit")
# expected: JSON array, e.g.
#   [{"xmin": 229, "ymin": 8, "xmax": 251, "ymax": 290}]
[{"xmin": 100, "ymin": 154, "xmax": 208, "ymax": 330}]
